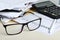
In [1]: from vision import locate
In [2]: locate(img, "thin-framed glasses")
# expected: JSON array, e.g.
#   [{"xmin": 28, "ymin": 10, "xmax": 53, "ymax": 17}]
[{"xmin": 0, "ymin": 12, "xmax": 41, "ymax": 35}]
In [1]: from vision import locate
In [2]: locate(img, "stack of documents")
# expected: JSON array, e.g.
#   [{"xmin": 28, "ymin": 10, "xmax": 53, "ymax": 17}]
[{"xmin": 0, "ymin": 0, "xmax": 39, "ymax": 22}]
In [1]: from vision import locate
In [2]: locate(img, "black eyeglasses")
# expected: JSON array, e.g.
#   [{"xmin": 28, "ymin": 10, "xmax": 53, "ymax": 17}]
[{"xmin": 0, "ymin": 12, "xmax": 41, "ymax": 35}]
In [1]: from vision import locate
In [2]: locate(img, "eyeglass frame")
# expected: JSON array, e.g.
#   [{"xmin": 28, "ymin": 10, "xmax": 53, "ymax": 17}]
[{"xmin": 0, "ymin": 12, "xmax": 41, "ymax": 35}]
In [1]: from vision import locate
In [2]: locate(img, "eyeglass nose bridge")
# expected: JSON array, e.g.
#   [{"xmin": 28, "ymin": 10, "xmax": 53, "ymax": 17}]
[
  {"xmin": 22, "ymin": 22, "xmax": 34, "ymax": 31},
  {"xmin": 22, "ymin": 24, "xmax": 29, "ymax": 31},
  {"xmin": 22, "ymin": 23, "xmax": 29, "ymax": 28}
]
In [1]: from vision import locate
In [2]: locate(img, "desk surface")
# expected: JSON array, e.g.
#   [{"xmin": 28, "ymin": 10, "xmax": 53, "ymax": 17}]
[
  {"xmin": 0, "ymin": 22, "xmax": 60, "ymax": 40},
  {"xmin": 1, "ymin": 0, "xmax": 60, "ymax": 40}
]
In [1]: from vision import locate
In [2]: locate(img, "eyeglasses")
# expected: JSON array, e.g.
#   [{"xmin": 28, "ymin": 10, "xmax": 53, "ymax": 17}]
[{"xmin": 0, "ymin": 12, "xmax": 41, "ymax": 35}]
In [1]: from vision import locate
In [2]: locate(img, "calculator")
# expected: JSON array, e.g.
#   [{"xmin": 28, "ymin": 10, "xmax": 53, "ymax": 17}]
[{"xmin": 32, "ymin": 1, "xmax": 60, "ymax": 19}]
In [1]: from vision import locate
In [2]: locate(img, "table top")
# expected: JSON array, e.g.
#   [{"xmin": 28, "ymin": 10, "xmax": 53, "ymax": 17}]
[{"xmin": 0, "ymin": 21, "xmax": 60, "ymax": 40}]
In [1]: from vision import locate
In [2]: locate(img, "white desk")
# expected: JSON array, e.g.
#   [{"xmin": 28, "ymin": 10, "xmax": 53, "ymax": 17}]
[{"xmin": 0, "ymin": 22, "xmax": 60, "ymax": 40}]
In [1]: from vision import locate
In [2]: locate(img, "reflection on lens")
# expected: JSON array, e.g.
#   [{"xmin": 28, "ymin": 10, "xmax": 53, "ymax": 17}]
[
  {"xmin": 6, "ymin": 25, "xmax": 22, "ymax": 34},
  {"xmin": 28, "ymin": 20, "xmax": 40, "ymax": 30}
]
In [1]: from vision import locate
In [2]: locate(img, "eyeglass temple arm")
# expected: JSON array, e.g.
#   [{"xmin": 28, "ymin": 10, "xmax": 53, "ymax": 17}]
[
  {"xmin": 0, "ymin": 15, "xmax": 11, "ymax": 19},
  {"xmin": 22, "ymin": 10, "xmax": 38, "ymax": 17},
  {"xmin": 0, "ymin": 9, "xmax": 22, "ymax": 12}
]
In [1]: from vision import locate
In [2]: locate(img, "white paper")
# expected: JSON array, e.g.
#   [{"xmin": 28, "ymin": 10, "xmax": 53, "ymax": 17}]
[
  {"xmin": 0, "ymin": 0, "xmax": 36, "ymax": 19},
  {"xmin": 0, "ymin": 0, "xmax": 38, "ymax": 23},
  {"xmin": 0, "ymin": 12, "xmax": 24, "ymax": 18},
  {"xmin": 13, "ymin": 14, "xmax": 39, "ymax": 23},
  {"xmin": 0, "ymin": 0, "xmax": 38, "ymax": 10},
  {"xmin": 33, "ymin": 12, "xmax": 60, "ymax": 35},
  {"xmin": 0, "ymin": 5, "xmax": 32, "ymax": 19}
]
